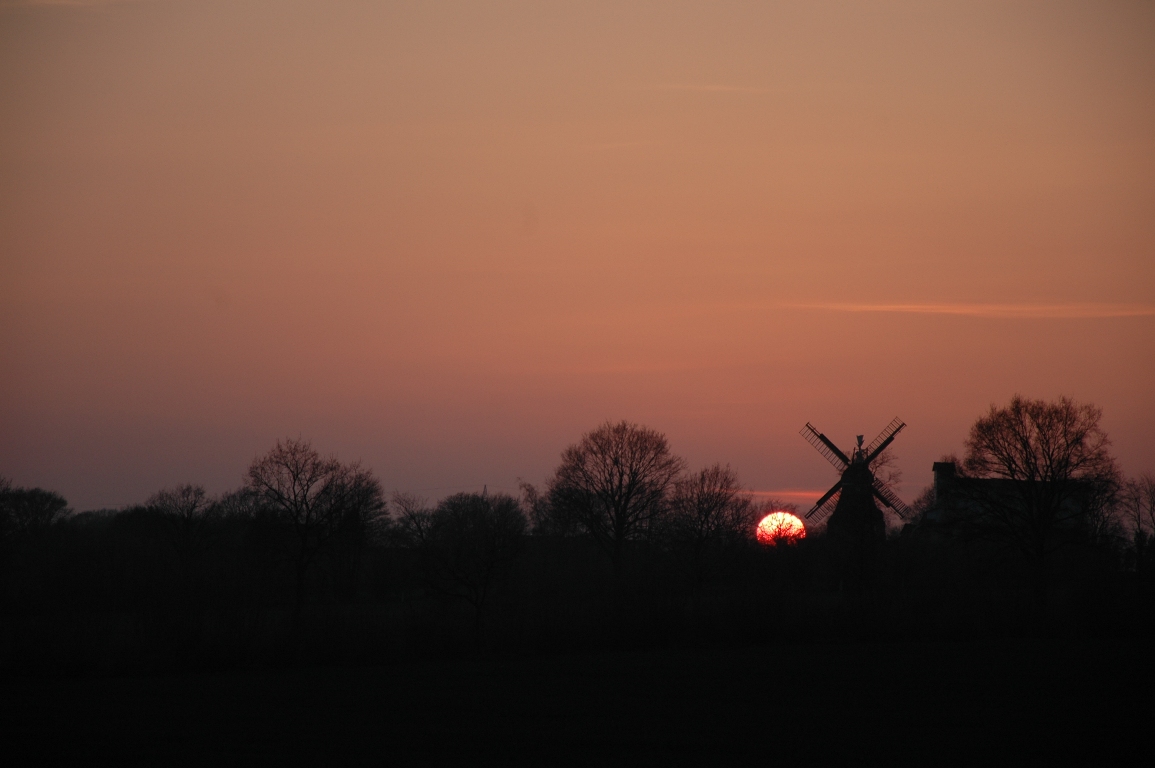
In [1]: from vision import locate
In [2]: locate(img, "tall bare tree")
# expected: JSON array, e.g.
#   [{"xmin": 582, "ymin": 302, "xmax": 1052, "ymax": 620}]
[
  {"xmin": 664, "ymin": 464, "xmax": 757, "ymax": 584},
  {"xmin": 247, "ymin": 439, "xmax": 384, "ymax": 611},
  {"xmin": 960, "ymin": 395, "xmax": 1121, "ymax": 595},
  {"xmin": 547, "ymin": 420, "xmax": 685, "ymax": 572},
  {"xmin": 1120, "ymin": 474, "xmax": 1155, "ymax": 575}
]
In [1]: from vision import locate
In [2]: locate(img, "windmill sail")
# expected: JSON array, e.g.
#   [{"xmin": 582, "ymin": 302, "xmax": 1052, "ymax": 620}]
[
  {"xmin": 871, "ymin": 477, "xmax": 913, "ymax": 520},
  {"xmin": 805, "ymin": 482, "xmax": 842, "ymax": 521},
  {"xmin": 800, "ymin": 423, "xmax": 850, "ymax": 470},
  {"xmin": 865, "ymin": 417, "xmax": 905, "ymax": 462}
]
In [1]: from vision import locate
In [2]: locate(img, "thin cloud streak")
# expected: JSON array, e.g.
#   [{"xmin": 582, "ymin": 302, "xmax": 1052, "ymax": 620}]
[
  {"xmin": 747, "ymin": 489, "xmax": 826, "ymax": 506},
  {"xmin": 791, "ymin": 302, "xmax": 1155, "ymax": 319}
]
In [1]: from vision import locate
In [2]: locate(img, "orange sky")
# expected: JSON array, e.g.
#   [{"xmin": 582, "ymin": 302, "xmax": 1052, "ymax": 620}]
[{"xmin": 2, "ymin": 0, "xmax": 1153, "ymax": 510}]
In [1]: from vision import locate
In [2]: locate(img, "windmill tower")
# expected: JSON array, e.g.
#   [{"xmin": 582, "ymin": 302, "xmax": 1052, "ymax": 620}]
[{"xmin": 799, "ymin": 418, "xmax": 913, "ymax": 546}]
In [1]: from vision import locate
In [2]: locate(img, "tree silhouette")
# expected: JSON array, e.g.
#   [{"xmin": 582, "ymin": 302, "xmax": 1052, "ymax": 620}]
[
  {"xmin": 392, "ymin": 492, "xmax": 434, "ymax": 545},
  {"xmin": 519, "ymin": 480, "xmax": 573, "ymax": 537},
  {"xmin": 1121, "ymin": 474, "xmax": 1155, "ymax": 577},
  {"xmin": 0, "ymin": 481, "xmax": 69, "ymax": 539},
  {"xmin": 959, "ymin": 395, "xmax": 1121, "ymax": 597},
  {"xmin": 418, "ymin": 492, "xmax": 526, "ymax": 638},
  {"xmin": 547, "ymin": 420, "xmax": 685, "ymax": 574},
  {"xmin": 664, "ymin": 464, "xmax": 757, "ymax": 584},
  {"xmin": 147, "ymin": 484, "xmax": 216, "ymax": 571},
  {"xmin": 247, "ymin": 439, "xmax": 385, "ymax": 613}
]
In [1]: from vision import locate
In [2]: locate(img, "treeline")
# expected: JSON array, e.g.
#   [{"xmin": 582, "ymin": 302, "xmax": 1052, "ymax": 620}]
[{"xmin": 2, "ymin": 413, "xmax": 1154, "ymax": 678}]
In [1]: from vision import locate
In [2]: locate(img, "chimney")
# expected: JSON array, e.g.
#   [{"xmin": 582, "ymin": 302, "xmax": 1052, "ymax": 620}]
[{"xmin": 931, "ymin": 461, "xmax": 956, "ymax": 507}]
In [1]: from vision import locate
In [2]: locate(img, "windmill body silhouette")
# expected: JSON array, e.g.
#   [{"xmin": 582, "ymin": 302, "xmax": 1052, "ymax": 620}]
[{"xmin": 800, "ymin": 418, "xmax": 913, "ymax": 545}]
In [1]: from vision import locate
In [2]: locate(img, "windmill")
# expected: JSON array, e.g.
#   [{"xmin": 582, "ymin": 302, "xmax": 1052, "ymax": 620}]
[{"xmin": 799, "ymin": 418, "xmax": 913, "ymax": 542}]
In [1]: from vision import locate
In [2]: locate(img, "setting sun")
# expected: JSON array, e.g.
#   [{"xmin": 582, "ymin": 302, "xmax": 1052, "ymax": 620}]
[{"xmin": 757, "ymin": 512, "xmax": 806, "ymax": 545}]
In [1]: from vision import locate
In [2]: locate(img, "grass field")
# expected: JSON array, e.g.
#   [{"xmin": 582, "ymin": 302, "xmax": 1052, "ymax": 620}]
[{"xmin": 4, "ymin": 638, "xmax": 1150, "ymax": 765}]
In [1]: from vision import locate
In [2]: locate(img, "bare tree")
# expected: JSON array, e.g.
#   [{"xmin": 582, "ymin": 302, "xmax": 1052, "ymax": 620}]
[
  {"xmin": 910, "ymin": 485, "xmax": 936, "ymax": 522},
  {"xmin": 213, "ymin": 486, "xmax": 260, "ymax": 519},
  {"xmin": 147, "ymin": 484, "xmax": 216, "ymax": 571},
  {"xmin": 421, "ymin": 492, "xmax": 527, "ymax": 638},
  {"xmin": 0, "ymin": 482, "xmax": 69, "ymax": 539},
  {"xmin": 1120, "ymin": 474, "xmax": 1155, "ymax": 574},
  {"xmin": 517, "ymin": 480, "xmax": 560, "ymax": 537},
  {"xmin": 547, "ymin": 420, "xmax": 686, "ymax": 573},
  {"xmin": 391, "ymin": 492, "xmax": 434, "ymax": 546},
  {"xmin": 247, "ymin": 439, "xmax": 385, "ymax": 611},
  {"xmin": 959, "ymin": 395, "xmax": 1121, "ymax": 596},
  {"xmin": 871, "ymin": 447, "xmax": 902, "ymax": 488},
  {"xmin": 664, "ymin": 464, "xmax": 757, "ymax": 584}
]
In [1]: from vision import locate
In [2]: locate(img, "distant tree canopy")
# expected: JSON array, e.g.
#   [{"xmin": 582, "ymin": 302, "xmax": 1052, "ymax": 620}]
[
  {"xmin": 1121, "ymin": 474, "xmax": 1155, "ymax": 574},
  {"xmin": 247, "ymin": 439, "xmax": 386, "ymax": 610},
  {"xmin": 146, "ymin": 484, "xmax": 216, "ymax": 565},
  {"xmin": 0, "ymin": 479, "xmax": 69, "ymax": 539},
  {"xmin": 418, "ymin": 492, "xmax": 527, "ymax": 627},
  {"xmin": 546, "ymin": 421, "xmax": 686, "ymax": 571},
  {"xmin": 958, "ymin": 395, "xmax": 1122, "ymax": 571},
  {"xmin": 664, "ymin": 464, "xmax": 759, "ymax": 583}
]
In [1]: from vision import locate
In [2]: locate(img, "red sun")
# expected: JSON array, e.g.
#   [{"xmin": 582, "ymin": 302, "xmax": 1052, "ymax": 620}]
[{"xmin": 756, "ymin": 512, "xmax": 806, "ymax": 545}]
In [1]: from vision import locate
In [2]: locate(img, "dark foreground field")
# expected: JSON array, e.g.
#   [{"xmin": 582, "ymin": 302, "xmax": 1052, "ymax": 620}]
[{"xmin": 4, "ymin": 639, "xmax": 1150, "ymax": 766}]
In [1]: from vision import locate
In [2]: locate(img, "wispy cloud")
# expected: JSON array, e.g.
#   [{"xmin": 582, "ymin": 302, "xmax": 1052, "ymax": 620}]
[
  {"xmin": 792, "ymin": 302, "xmax": 1155, "ymax": 319},
  {"xmin": 747, "ymin": 489, "xmax": 826, "ymax": 504}
]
